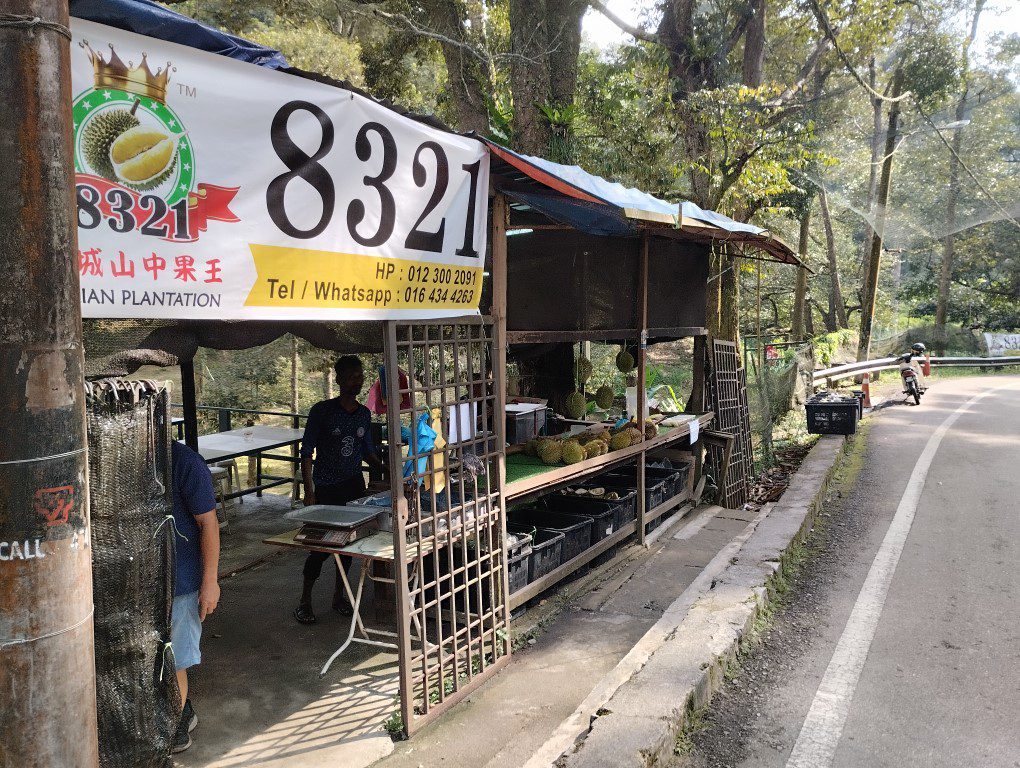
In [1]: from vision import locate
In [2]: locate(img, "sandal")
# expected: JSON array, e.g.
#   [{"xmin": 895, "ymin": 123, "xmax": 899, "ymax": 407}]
[{"xmin": 293, "ymin": 604, "xmax": 317, "ymax": 625}]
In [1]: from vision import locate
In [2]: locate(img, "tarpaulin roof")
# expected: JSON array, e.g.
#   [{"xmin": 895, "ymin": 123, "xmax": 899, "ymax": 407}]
[
  {"xmin": 69, "ymin": 0, "xmax": 289, "ymax": 69},
  {"xmin": 483, "ymin": 139, "xmax": 799, "ymax": 265}
]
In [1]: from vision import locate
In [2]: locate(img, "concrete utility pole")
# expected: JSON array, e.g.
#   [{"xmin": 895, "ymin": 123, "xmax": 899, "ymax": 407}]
[{"xmin": 0, "ymin": 2, "xmax": 100, "ymax": 766}]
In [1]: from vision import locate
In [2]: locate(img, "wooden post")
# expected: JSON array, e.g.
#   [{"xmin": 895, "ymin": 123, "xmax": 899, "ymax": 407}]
[
  {"xmin": 180, "ymin": 358, "xmax": 199, "ymax": 451},
  {"xmin": 384, "ymin": 321, "xmax": 414, "ymax": 736},
  {"xmin": 490, "ymin": 192, "xmax": 512, "ymax": 649},
  {"xmin": 637, "ymin": 234, "xmax": 649, "ymax": 544}
]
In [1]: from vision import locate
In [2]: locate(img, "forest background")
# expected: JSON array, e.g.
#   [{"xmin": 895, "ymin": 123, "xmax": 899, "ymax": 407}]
[{"xmin": 155, "ymin": 0, "xmax": 1019, "ymax": 438}]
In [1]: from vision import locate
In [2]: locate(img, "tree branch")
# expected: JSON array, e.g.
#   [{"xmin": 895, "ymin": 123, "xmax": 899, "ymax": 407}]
[{"xmin": 586, "ymin": 0, "xmax": 660, "ymax": 44}]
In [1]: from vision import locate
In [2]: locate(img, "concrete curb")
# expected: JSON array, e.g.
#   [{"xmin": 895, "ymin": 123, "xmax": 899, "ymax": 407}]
[{"xmin": 554, "ymin": 434, "xmax": 849, "ymax": 768}]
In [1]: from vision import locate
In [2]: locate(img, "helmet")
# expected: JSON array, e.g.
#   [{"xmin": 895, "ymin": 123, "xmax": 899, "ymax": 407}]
[{"xmin": 911, "ymin": 342, "xmax": 926, "ymax": 353}]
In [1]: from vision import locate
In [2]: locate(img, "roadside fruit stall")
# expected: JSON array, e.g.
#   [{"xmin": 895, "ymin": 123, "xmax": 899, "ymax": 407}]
[{"xmin": 66, "ymin": 0, "xmax": 800, "ymax": 749}]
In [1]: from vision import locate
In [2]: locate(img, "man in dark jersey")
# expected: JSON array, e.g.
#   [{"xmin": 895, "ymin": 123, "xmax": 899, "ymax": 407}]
[
  {"xmin": 169, "ymin": 440, "xmax": 220, "ymax": 753},
  {"xmin": 294, "ymin": 355, "xmax": 384, "ymax": 624}
]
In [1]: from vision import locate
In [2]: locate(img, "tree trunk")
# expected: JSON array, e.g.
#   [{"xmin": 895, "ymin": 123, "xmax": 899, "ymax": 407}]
[
  {"xmin": 719, "ymin": 247, "xmax": 740, "ymax": 344},
  {"xmin": 509, "ymin": 0, "xmax": 552, "ymax": 154},
  {"xmin": 426, "ymin": 0, "xmax": 493, "ymax": 134},
  {"xmin": 791, "ymin": 207, "xmax": 811, "ymax": 340},
  {"xmin": 935, "ymin": 0, "xmax": 985, "ymax": 354},
  {"xmin": 742, "ymin": 0, "xmax": 766, "ymax": 88},
  {"xmin": 858, "ymin": 60, "xmax": 884, "ymax": 288},
  {"xmin": 857, "ymin": 70, "xmax": 904, "ymax": 362},
  {"xmin": 818, "ymin": 186, "xmax": 849, "ymax": 329}
]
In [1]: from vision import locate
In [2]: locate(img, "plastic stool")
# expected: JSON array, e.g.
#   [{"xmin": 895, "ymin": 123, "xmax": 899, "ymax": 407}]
[
  {"xmin": 209, "ymin": 466, "xmax": 230, "ymax": 529},
  {"xmin": 214, "ymin": 459, "xmax": 243, "ymax": 504}
]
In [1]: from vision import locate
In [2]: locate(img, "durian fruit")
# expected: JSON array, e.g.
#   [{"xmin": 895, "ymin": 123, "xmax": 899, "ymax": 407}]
[
  {"xmin": 110, "ymin": 125, "xmax": 178, "ymax": 190},
  {"xmin": 561, "ymin": 440, "xmax": 585, "ymax": 465},
  {"xmin": 594, "ymin": 385, "xmax": 614, "ymax": 410},
  {"xmin": 82, "ymin": 109, "xmax": 140, "ymax": 180},
  {"xmin": 537, "ymin": 440, "xmax": 563, "ymax": 465},
  {"xmin": 625, "ymin": 427, "xmax": 644, "ymax": 444},
  {"xmin": 584, "ymin": 442, "xmax": 602, "ymax": 460},
  {"xmin": 525, "ymin": 438, "xmax": 540, "ymax": 456},
  {"xmin": 576, "ymin": 356, "xmax": 594, "ymax": 384},
  {"xmin": 609, "ymin": 432, "xmax": 630, "ymax": 451},
  {"xmin": 564, "ymin": 391, "xmax": 587, "ymax": 420},
  {"xmin": 644, "ymin": 420, "xmax": 658, "ymax": 439},
  {"xmin": 616, "ymin": 348, "xmax": 635, "ymax": 373}
]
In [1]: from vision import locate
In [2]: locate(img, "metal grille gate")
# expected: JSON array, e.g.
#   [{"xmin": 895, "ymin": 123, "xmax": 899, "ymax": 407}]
[
  {"xmin": 707, "ymin": 340, "xmax": 755, "ymax": 508},
  {"xmin": 383, "ymin": 318, "xmax": 510, "ymax": 736}
]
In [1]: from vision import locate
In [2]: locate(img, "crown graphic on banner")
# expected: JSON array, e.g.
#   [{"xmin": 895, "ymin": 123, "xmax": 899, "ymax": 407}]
[{"xmin": 79, "ymin": 41, "xmax": 174, "ymax": 103}]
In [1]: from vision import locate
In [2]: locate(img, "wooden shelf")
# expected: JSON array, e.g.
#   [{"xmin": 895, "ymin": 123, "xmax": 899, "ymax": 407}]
[
  {"xmin": 508, "ymin": 522, "xmax": 635, "ymax": 610},
  {"xmin": 642, "ymin": 489, "xmax": 692, "ymax": 524},
  {"xmin": 505, "ymin": 412, "xmax": 713, "ymax": 503}
]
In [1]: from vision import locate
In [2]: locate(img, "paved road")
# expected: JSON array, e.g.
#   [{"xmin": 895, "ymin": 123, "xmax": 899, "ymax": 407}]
[{"xmin": 683, "ymin": 375, "xmax": 1020, "ymax": 768}]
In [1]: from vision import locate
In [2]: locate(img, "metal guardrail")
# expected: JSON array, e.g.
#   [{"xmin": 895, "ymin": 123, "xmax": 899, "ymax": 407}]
[{"xmin": 813, "ymin": 356, "xmax": 1020, "ymax": 385}]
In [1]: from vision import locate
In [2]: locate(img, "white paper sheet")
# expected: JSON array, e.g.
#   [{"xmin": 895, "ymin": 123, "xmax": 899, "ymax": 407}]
[{"xmin": 448, "ymin": 402, "xmax": 477, "ymax": 443}]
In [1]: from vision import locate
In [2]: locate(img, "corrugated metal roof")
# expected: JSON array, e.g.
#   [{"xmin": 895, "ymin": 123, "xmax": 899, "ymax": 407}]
[{"xmin": 483, "ymin": 139, "xmax": 799, "ymax": 265}]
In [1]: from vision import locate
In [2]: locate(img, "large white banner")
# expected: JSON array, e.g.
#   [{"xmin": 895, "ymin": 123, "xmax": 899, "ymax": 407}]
[
  {"xmin": 71, "ymin": 19, "xmax": 489, "ymax": 320},
  {"xmin": 983, "ymin": 332, "xmax": 1020, "ymax": 355}
]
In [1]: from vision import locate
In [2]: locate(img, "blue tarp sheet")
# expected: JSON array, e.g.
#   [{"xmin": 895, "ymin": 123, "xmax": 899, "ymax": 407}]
[
  {"xmin": 485, "ymin": 140, "xmax": 769, "ymax": 237},
  {"xmin": 69, "ymin": 0, "xmax": 288, "ymax": 69}
]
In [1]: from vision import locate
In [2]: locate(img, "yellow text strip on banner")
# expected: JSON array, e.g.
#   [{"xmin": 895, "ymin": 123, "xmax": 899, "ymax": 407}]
[{"xmin": 246, "ymin": 245, "xmax": 484, "ymax": 311}]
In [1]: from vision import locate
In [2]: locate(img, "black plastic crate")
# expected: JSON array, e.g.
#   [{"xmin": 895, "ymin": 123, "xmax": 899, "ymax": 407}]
[
  {"xmin": 609, "ymin": 464, "xmax": 686, "ymax": 500},
  {"xmin": 507, "ymin": 524, "xmax": 564, "ymax": 581},
  {"xmin": 806, "ymin": 399, "xmax": 858, "ymax": 435},
  {"xmin": 549, "ymin": 489, "xmax": 637, "ymax": 538},
  {"xmin": 507, "ymin": 549, "xmax": 529, "ymax": 595},
  {"xmin": 594, "ymin": 472, "xmax": 667, "ymax": 511},
  {"xmin": 509, "ymin": 509, "xmax": 592, "ymax": 563},
  {"xmin": 545, "ymin": 498, "xmax": 615, "ymax": 544}
]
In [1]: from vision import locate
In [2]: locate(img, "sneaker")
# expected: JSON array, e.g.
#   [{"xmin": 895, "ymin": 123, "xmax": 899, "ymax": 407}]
[
  {"xmin": 183, "ymin": 699, "xmax": 199, "ymax": 733},
  {"xmin": 171, "ymin": 712, "xmax": 192, "ymax": 754}
]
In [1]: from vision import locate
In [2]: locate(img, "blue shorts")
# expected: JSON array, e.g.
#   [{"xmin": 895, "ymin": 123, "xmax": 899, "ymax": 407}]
[{"xmin": 172, "ymin": 591, "xmax": 202, "ymax": 670}]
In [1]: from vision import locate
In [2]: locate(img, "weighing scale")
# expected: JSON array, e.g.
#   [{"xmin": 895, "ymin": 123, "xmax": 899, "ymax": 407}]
[{"xmin": 284, "ymin": 505, "xmax": 382, "ymax": 549}]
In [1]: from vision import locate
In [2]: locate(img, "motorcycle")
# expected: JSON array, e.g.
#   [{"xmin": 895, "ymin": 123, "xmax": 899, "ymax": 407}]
[{"xmin": 898, "ymin": 351, "xmax": 923, "ymax": 405}]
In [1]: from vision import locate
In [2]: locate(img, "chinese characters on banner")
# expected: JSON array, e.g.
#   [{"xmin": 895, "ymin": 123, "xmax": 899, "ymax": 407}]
[{"xmin": 71, "ymin": 18, "xmax": 489, "ymax": 320}]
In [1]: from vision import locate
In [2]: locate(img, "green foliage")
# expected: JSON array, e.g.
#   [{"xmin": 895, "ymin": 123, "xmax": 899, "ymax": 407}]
[
  {"xmin": 245, "ymin": 20, "xmax": 366, "ymax": 85},
  {"xmin": 813, "ymin": 329, "xmax": 857, "ymax": 366}
]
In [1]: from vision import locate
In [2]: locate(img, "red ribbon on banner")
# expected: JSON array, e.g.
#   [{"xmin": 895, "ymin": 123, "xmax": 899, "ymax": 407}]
[
  {"xmin": 187, "ymin": 183, "xmax": 241, "ymax": 238},
  {"xmin": 75, "ymin": 173, "xmax": 240, "ymax": 242}
]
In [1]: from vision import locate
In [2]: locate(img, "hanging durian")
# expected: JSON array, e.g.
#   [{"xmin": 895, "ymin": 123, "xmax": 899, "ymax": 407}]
[
  {"xmin": 576, "ymin": 356, "xmax": 594, "ymax": 384},
  {"xmin": 594, "ymin": 385, "xmax": 614, "ymax": 410},
  {"xmin": 564, "ymin": 391, "xmax": 587, "ymax": 420},
  {"xmin": 616, "ymin": 347, "xmax": 635, "ymax": 373}
]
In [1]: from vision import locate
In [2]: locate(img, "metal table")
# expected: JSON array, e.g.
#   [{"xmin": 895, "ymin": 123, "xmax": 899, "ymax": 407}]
[
  {"xmin": 191, "ymin": 425, "xmax": 304, "ymax": 500},
  {"xmin": 264, "ymin": 528, "xmax": 432, "ymax": 677}
]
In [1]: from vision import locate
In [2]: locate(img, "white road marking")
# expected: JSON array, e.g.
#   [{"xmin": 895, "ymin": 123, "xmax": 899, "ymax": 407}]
[{"xmin": 786, "ymin": 385, "xmax": 1012, "ymax": 768}]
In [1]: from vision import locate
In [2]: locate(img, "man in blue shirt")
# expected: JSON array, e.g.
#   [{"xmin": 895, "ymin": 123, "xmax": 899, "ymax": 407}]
[
  {"xmin": 294, "ymin": 355, "xmax": 383, "ymax": 625},
  {"xmin": 170, "ymin": 440, "xmax": 220, "ymax": 753}
]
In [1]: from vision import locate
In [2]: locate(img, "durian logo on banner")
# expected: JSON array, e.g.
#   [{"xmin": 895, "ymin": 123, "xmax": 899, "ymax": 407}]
[{"xmin": 71, "ymin": 19, "xmax": 488, "ymax": 320}]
